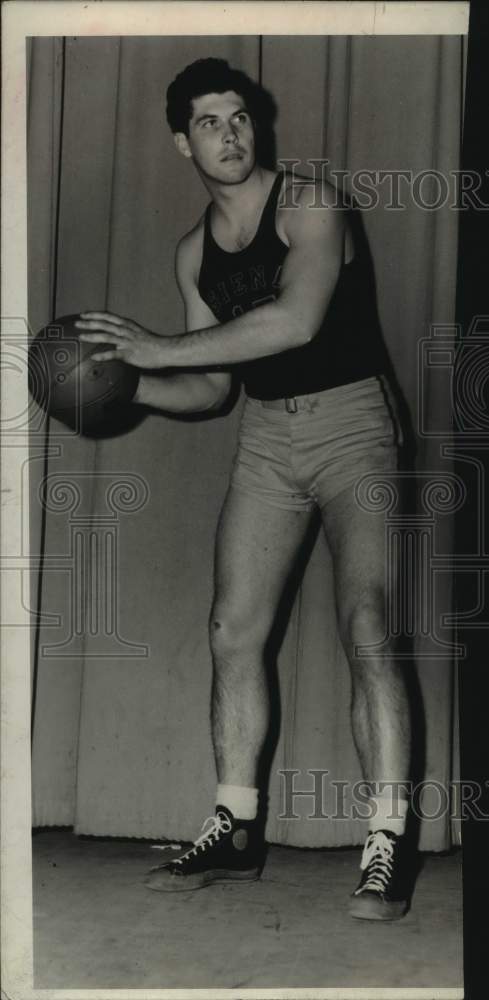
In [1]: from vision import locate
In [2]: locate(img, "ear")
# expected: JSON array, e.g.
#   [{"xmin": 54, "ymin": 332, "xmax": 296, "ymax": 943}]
[{"xmin": 174, "ymin": 132, "xmax": 192, "ymax": 158}]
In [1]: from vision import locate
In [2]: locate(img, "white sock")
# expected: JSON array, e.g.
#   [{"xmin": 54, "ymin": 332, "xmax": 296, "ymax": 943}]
[
  {"xmin": 216, "ymin": 783, "xmax": 258, "ymax": 820},
  {"xmin": 369, "ymin": 790, "xmax": 408, "ymax": 836}
]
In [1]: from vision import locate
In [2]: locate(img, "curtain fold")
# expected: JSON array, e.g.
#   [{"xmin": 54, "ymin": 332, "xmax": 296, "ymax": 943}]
[{"xmin": 29, "ymin": 35, "xmax": 463, "ymax": 850}]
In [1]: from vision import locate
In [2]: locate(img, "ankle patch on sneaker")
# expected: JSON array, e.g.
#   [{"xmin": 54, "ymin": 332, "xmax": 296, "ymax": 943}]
[{"xmin": 232, "ymin": 828, "xmax": 249, "ymax": 851}]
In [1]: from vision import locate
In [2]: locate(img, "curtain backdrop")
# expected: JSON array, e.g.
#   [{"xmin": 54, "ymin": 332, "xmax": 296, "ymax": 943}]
[{"xmin": 29, "ymin": 35, "xmax": 465, "ymax": 850}]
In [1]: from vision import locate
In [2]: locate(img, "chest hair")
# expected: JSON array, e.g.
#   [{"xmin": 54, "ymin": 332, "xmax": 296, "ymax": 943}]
[{"xmin": 232, "ymin": 225, "xmax": 254, "ymax": 251}]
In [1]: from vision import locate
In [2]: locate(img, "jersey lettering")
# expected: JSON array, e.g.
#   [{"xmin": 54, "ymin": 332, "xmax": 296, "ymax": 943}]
[{"xmin": 250, "ymin": 265, "xmax": 266, "ymax": 291}]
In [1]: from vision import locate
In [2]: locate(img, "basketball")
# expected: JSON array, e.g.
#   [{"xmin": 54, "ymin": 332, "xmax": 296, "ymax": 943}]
[{"xmin": 28, "ymin": 313, "xmax": 140, "ymax": 433}]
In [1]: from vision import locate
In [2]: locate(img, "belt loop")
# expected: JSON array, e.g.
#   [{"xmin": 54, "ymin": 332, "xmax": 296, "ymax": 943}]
[{"xmin": 286, "ymin": 397, "xmax": 298, "ymax": 413}]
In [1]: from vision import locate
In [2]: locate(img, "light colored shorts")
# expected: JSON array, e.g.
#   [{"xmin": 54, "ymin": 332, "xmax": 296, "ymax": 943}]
[{"xmin": 230, "ymin": 375, "xmax": 402, "ymax": 512}]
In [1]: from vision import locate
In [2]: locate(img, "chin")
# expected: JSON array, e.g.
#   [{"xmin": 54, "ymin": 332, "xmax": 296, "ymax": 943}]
[
  {"xmin": 219, "ymin": 158, "xmax": 255, "ymax": 184},
  {"xmin": 197, "ymin": 153, "xmax": 256, "ymax": 187}
]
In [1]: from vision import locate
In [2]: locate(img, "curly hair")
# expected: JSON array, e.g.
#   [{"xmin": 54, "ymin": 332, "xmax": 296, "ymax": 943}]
[{"xmin": 166, "ymin": 58, "xmax": 267, "ymax": 136}]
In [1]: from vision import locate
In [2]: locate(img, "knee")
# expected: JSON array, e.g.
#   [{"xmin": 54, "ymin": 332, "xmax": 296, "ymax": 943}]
[
  {"xmin": 208, "ymin": 613, "xmax": 233, "ymax": 660},
  {"xmin": 340, "ymin": 589, "xmax": 387, "ymax": 651},
  {"xmin": 209, "ymin": 605, "xmax": 266, "ymax": 662}
]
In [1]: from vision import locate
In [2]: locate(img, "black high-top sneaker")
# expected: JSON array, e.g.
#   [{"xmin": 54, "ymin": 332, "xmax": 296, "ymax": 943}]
[
  {"xmin": 144, "ymin": 805, "xmax": 265, "ymax": 892},
  {"xmin": 349, "ymin": 829, "xmax": 411, "ymax": 920}
]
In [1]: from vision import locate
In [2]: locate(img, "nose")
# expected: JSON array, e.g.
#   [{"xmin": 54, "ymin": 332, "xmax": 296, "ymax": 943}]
[{"xmin": 222, "ymin": 122, "xmax": 238, "ymax": 144}]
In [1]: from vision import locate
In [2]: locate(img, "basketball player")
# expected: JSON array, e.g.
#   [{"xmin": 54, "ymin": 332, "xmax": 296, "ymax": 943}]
[{"xmin": 77, "ymin": 58, "xmax": 414, "ymax": 920}]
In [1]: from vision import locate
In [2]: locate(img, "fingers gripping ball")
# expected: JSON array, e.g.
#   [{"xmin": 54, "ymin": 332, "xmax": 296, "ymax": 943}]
[{"xmin": 28, "ymin": 314, "xmax": 140, "ymax": 433}]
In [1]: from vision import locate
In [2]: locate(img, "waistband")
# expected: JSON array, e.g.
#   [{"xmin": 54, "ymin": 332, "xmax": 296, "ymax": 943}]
[{"xmin": 247, "ymin": 376, "xmax": 385, "ymax": 413}]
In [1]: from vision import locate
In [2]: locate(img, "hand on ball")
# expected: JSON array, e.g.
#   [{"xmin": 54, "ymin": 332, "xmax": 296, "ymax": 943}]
[{"xmin": 76, "ymin": 312, "xmax": 167, "ymax": 369}]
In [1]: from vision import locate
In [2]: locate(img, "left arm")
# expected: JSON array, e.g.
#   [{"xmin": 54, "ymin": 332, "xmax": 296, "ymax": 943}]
[{"xmin": 76, "ymin": 184, "xmax": 344, "ymax": 368}]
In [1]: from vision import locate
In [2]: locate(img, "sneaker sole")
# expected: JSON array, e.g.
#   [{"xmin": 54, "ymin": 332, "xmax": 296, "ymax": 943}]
[
  {"xmin": 349, "ymin": 896, "xmax": 407, "ymax": 921},
  {"xmin": 144, "ymin": 867, "xmax": 261, "ymax": 892}
]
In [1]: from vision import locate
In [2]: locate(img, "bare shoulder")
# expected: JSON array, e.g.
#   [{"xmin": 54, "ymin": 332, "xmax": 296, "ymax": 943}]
[
  {"xmin": 277, "ymin": 175, "xmax": 345, "ymax": 245},
  {"xmin": 283, "ymin": 175, "xmax": 343, "ymax": 207},
  {"xmin": 175, "ymin": 214, "xmax": 206, "ymax": 287}
]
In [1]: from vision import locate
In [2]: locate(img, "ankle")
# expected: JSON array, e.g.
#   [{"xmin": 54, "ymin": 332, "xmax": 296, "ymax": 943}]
[
  {"xmin": 368, "ymin": 789, "xmax": 408, "ymax": 837},
  {"xmin": 216, "ymin": 783, "xmax": 259, "ymax": 820}
]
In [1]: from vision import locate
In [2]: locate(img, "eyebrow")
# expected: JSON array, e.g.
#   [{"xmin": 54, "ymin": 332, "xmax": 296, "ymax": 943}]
[{"xmin": 193, "ymin": 106, "xmax": 249, "ymax": 126}]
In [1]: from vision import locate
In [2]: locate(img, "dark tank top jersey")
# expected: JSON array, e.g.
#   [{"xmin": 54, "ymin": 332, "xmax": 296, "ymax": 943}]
[{"xmin": 198, "ymin": 172, "xmax": 389, "ymax": 400}]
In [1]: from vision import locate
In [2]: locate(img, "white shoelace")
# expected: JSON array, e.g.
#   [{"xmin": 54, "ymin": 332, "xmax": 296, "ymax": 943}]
[
  {"xmin": 175, "ymin": 810, "xmax": 233, "ymax": 865},
  {"xmin": 358, "ymin": 830, "xmax": 395, "ymax": 893}
]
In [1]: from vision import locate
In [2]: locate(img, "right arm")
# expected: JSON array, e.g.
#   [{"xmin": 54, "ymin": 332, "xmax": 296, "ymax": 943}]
[{"xmin": 133, "ymin": 226, "xmax": 231, "ymax": 413}]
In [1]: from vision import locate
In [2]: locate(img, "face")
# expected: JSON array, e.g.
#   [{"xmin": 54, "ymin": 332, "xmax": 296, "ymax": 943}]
[{"xmin": 175, "ymin": 90, "xmax": 256, "ymax": 185}]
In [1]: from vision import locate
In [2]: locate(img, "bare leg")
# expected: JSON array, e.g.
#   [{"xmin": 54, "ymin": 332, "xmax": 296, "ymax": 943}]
[
  {"xmin": 210, "ymin": 487, "xmax": 312, "ymax": 786},
  {"xmin": 321, "ymin": 486, "xmax": 410, "ymax": 787}
]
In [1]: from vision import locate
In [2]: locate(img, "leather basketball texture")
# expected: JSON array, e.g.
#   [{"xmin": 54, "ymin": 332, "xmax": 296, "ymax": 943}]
[{"xmin": 28, "ymin": 313, "xmax": 140, "ymax": 430}]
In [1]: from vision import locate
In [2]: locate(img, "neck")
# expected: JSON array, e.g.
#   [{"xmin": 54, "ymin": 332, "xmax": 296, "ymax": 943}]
[{"xmin": 200, "ymin": 166, "xmax": 276, "ymax": 223}]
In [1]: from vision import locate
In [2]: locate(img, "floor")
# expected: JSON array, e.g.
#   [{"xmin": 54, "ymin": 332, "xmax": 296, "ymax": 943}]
[{"xmin": 33, "ymin": 831, "xmax": 463, "ymax": 990}]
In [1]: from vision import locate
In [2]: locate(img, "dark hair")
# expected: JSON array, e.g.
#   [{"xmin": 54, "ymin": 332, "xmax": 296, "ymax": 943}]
[{"xmin": 166, "ymin": 58, "xmax": 267, "ymax": 136}]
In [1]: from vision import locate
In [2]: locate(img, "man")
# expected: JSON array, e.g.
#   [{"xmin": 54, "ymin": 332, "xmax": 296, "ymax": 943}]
[{"xmin": 77, "ymin": 58, "xmax": 412, "ymax": 920}]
